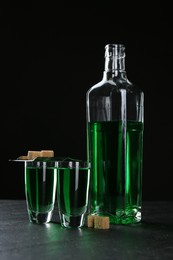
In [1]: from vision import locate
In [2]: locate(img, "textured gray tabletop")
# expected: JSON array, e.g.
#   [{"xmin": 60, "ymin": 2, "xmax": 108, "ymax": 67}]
[{"xmin": 0, "ymin": 200, "xmax": 173, "ymax": 260}]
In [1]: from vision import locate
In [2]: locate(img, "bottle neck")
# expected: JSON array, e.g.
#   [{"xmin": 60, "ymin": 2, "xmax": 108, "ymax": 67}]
[{"xmin": 103, "ymin": 44, "xmax": 127, "ymax": 80}]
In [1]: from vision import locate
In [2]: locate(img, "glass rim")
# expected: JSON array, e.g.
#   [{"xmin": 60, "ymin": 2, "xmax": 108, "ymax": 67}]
[
  {"xmin": 55, "ymin": 161, "xmax": 91, "ymax": 169},
  {"xmin": 25, "ymin": 160, "xmax": 91, "ymax": 169},
  {"xmin": 25, "ymin": 161, "xmax": 56, "ymax": 167}
]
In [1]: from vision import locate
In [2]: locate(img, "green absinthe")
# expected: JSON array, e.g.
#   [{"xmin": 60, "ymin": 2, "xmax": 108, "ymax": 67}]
[
  {"xmin": 57, "ymin": 168, "xmax": 90, "ymax": 217},
  {"xmin": 25, "ymin": 166, "xmax": 57, "ymax": 213},
  {"xmin": 87, "ymin": 120, "xmax": 144, "ymax": 224}
]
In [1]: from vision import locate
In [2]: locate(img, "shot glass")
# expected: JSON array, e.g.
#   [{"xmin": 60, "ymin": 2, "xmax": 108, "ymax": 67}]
[
  {"xmin": 24, "ymin": 160, "xmax": 57, "ymax": 224},
  {"xmin": 56, "ymin": 161, "xmax": 91, "ymax": 228}
]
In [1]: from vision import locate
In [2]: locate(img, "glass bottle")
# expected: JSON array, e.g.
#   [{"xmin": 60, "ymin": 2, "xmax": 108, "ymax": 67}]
[{"xmin": 86, "ymin": 44, "xmax": 144, "ymax": 224}]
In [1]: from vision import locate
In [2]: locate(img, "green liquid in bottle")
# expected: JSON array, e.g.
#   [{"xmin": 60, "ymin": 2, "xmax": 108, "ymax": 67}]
[{"xmin": 87, "ymin": 120, "xmax": 144, "ymax": 224}]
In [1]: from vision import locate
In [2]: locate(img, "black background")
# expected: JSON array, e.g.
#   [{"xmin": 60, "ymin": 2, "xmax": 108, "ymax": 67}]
[{"xmin": 1, "ymin": 3, "xmax": 173, "ymax": 200}]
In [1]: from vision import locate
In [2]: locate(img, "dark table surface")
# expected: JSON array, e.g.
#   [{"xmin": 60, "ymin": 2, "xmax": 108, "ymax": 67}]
[{"xmin": 0, "ymin": 200, "xmax": 173, "ymax": 260}]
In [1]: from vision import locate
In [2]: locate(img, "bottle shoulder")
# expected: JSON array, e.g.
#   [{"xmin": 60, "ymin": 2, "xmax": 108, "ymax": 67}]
[
  {"xmin": 86, "ymin": 79, "xmax": 116, "ymax": 95},
  {"xmin": 87, "ymin": 78, "xmax": 144, "ymax": 97},
  {"xmin": 119, "ymin": 79, "xmax": 144, "ymax": 95}
]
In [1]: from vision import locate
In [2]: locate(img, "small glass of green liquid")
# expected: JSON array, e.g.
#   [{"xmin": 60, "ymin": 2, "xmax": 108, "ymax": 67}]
[
  {"xmin": 25, "ymin": 160, "xmax": 57, "ymax": 224},
  {"xmin": 56, "ymin": 161, "xmax": 91, "ymax": 228}
]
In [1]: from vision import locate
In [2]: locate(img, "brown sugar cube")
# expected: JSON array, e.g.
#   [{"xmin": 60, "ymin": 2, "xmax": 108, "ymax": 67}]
[
  {"xmin": 27, "ymin": 151, "xmax": 41, "ymax": 160},
  {"xmin": 40, "ymin": 150, "xmax": 54, "ymax": 157},
  {"xmin": 87, "ymin": 215, "xmax": 95, "ymax": 228},
  {"xmin": 18, "ymin": 155, "xmax": 29, "ymax": 160},
  {"xmin": 94, "ymin": 216, "xmax": 110, "ymax": 229}
]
